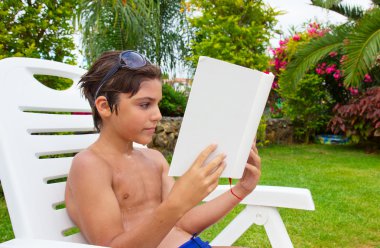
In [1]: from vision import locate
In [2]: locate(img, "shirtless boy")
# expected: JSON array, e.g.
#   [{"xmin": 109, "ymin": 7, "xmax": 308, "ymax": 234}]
[{"xmin": 65, "ymin": 50, "xmax": 261, "ymax": 248}]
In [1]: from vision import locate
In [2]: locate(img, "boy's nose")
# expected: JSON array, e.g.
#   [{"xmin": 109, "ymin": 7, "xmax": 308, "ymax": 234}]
[{"xmin": 152, "ymin": 105, "xmax": 162, "ymax": 122}]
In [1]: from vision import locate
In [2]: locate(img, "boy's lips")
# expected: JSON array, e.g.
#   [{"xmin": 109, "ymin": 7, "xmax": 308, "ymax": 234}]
[{"xmin": 144, "ymin": 127, "xmax": 156, "ymax": 133}]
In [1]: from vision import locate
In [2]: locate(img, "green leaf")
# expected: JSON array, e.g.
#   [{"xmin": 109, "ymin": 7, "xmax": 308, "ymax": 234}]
[
  {"xmin": 342, "ymin": 8, "xmax": 380, "ymax": 87},
  {"xmin": 311, "ymin": 0, "xmax": 364, "ymax": 20}
]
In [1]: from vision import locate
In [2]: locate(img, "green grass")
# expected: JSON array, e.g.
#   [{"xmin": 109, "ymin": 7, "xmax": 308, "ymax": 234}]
[
  {"xmin": 0, "ymin": 195, "xmax": 14, "ymax": 242},
  {"xmin": 1, "ymin": 144, "xmax": 379, "ymax": 247},
  {"xmin": 201, "ymin": 144, "xmax": 380, "ymax": 247}
]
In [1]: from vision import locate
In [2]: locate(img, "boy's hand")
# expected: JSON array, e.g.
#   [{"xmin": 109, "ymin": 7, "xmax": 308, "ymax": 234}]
[
  {"xmin": 235, "ymin": 140, "xmax": 261, "ymax": 197},
  {"xmin": 167, "ymin": 144, "xmax": 226, "ymax": 214}
]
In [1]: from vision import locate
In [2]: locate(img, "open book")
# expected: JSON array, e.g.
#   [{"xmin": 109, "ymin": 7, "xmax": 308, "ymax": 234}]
[{"xmin": 168, "ymin": 56, "xmax": 274, "ymax": 179}]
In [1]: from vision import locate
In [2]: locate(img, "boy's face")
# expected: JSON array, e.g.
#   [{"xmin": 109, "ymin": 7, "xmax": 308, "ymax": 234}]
[{"xmin": 108, "ymin": 78, "xmax": 162, "ymax": 145}]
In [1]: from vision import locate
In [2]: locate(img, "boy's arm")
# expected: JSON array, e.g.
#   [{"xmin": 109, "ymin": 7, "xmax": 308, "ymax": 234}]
[
  {"xmin": 67, "ymin": 145, "xmax": 225, "ymax": 248},
  {"xmin": 175, "ymin": 144, "xmax": 261, "ymax": 234}
]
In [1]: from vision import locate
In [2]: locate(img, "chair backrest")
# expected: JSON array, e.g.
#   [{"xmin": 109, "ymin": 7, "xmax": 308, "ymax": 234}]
[{"xmin": 0, "ymin": 58, "xmax": 96, "ymax": 243}]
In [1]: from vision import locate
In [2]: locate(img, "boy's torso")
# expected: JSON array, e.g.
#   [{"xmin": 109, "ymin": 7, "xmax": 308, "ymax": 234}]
[{"xmin": 66, "ymin": 147, "xmax": 191, "ymax": 247}]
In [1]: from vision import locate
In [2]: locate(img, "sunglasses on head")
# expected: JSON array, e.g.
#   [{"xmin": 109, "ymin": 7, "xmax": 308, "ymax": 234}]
[{"xmin": 94, "ymin": 50, "xmax": 151, "ymax": 100}]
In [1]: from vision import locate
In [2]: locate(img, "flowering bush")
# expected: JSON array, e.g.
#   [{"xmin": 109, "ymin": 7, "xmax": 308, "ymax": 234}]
[
  {"xmin": 269, "ymin": 23, "xmax": 334, "ymax": 142},
  {"xmin": 268, "ymin": 22, "xmax": 327, "ymax": 118},
  {"xmin": 270, "ymin": 22, "xmax": 378, "ymax": 115},
  {"xmin": 269, "ymin": 22, "xmax": 379, "ymax": 144},
  {"xmin": 314, "ymin": 50, "xmax": 377, "ymax": 105}
]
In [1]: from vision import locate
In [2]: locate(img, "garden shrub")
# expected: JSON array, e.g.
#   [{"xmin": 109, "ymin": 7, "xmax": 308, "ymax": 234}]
[
  {"xmin": 279, "ymin": 73, "xmax": 333, "ymax": 143},
  {"xmin": 269, "ymin": 22, "xmax": 380, "ymax": 145},
  {"xmin": 34, "ymin": 75, "xmax": 73, "ymax": 90},
  {"xmin": 269, "ymin": 22, "xmax": 328, "ymax": 118},
  {"xmin": 256, "ymin": 115, "xmax": 269, "ymax": 147},
  {"xmin": 159, "ymin": 83, "xmax": 188, "ymax": 117},
  {"xmin": 329, "ymin": 87, "xmax": 380, "ymax": 146},
  {"xmin": 187, "ymin": 0, "xmax": 279, "ymax": 71},
  {"xmin": 314, "ymin": 50, "xmax": 378, "ymax": 105}
]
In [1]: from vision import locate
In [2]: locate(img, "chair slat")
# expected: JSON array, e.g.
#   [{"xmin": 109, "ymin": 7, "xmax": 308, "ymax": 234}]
[
  {"xmin": 25, "ymin": 134, "xmax": 98, "ymax": 156},
  {"xmin": 22, "ymin": 113, "xmax": 95, "ymax": 133},
  {"xmin": 32, "ymin": 158, "xmax": 73, "ymax": 180},
  {"xmin": 63, "ymin": 233, "xmax": 88, "ymax": 244}
]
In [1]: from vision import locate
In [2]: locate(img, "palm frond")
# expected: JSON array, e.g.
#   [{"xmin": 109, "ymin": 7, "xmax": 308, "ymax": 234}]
[
  {"xmin": 329, "ymin": 4, "xmax": 365, "ymax": 20},
  {"xmin": 281, "ymin": 25, "xmax": 352, "ymax": 89},
  {"xmin": 343, "ymin": 8, "xmax": 380, "ymax": 86},
  {"xmin": 311, "ymin": 0, "xmax": 342, "ymax": 9},
  {"xmin": 75, "ymin": 0, "xmax": 157, "ymax": 64},
  {"xmin": 311, "ymin": 0, "xmax": 364, "ymax": 20}
]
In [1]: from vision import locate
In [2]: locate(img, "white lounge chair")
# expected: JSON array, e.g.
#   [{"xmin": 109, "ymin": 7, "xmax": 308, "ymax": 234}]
[{"xmin": 0, "ymin": 57, "xmax": 315, "ymax": 248}]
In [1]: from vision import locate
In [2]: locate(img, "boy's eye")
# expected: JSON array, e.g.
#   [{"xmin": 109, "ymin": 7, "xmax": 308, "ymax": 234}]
[{"xmin": 140, "ymin": 103, "xmax": 150, "ymax": 109}]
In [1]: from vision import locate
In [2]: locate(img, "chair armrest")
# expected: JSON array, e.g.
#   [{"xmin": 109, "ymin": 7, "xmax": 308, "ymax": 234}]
[
  {"xmin": 0, "ymin": 239, "xmax": 108, "ymax": 248},
  {"xmin": 204, "ymin": 185, "xmax": 315, "ymax": 210}
]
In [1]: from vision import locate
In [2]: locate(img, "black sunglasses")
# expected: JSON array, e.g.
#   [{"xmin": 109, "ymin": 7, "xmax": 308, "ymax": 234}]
[{"xmin": 94, "ymin": 50, "xmax": 151, "ymax": 100}]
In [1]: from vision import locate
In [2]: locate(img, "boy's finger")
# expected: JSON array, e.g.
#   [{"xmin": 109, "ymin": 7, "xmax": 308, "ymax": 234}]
[
  {"xmin": 192, "ymin": 144, "xmax": 217, "ymax": 168},
  {"xmin": 210, "ymin": 161, "xmax": 226, "ymax": 181},
  {"xmin": 249, "ymin": 150, "xmax": 261, "ymax": 170},
  {"xmin": 203, "ymin": 153, "xmax": 226, "ymax": 175},
  {"xmin": 251, "ymin": 144, "xmax": 258, "ymax": 154}
]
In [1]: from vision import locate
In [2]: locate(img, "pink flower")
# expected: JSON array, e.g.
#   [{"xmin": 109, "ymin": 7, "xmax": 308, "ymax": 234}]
[
  {"xmin": 272, "ymin": 81, "xmax": 279, "ymax": 89},
  {"xmin": 349, "ymin": 87, "xmax": 359, "ymax": 95},
  {"xmin": 333, "ymin": 70, "xmax": 341, "ymax": 80},
  {"xmin": 279, "ymin": 39, "xmax": 288, "ymax": 46},
  {"xmin": 293, "ymin": 34, "xmax": 300, "ymax": 41},
  {"xmin": 280, "ymin": 60, "xmax": 287, "ymax": 69},
  {"xmin": 274, "ymin": 59, "xmax": 287, "ymax": 70},
  {"xmin": 363, "ymin": 74, "xmax": 372, "ymax": 83},
  {"xmin": 274, "ymin": 58, "xmax": 281, "ymax": 70},
  {"xmin": 340, "ymin": 55, "xmax": 348, "ymax": 63},
  {"xmin": 310, "ymin": 22, "xmax": 320, "ymax": 29},
  {"xmin": 329, "ymin": 51, "xmax": 338, "ymax": 57},
  {"xmin": 307, "ymin": 28, "xmax": 316, "ymax": 35},
  {"xmin": 309, "ymin": 22, "xmax": 319, "ymax": 29},
  {"xmin": 316, "ymin": 68, "xmax": 325, "ymax": 75},
  {"xmin": 275, "ymin": 47, "xmax": 284, "ymax": 55},
  {"xmin": 326, "ymin": 64, "xmax": 336, "ymax": 74}
]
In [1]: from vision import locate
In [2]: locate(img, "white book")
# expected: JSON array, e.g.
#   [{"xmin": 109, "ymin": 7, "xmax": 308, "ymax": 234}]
[{"xmin": 168, "ymin": 56, "xmax": 274, "ymax": 179}]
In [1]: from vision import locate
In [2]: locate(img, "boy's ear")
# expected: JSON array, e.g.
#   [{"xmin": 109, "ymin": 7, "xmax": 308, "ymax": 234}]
[{"xmin": 95, "ymin": 96, "xmax": 111, "ymax": 117}]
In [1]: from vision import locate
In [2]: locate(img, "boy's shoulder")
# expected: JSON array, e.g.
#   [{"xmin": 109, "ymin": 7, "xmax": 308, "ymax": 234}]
[{"xmin": 70, "ymin": 149, "xmax": 111, "ymax": 176}]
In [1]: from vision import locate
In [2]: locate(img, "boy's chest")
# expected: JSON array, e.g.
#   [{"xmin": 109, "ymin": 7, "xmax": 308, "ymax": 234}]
[{"xmin": 111, "ymin": 158, "xmax": 163, "ymax": 208}]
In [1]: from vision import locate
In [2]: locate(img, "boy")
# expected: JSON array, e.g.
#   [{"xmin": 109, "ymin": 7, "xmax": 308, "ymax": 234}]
[{"xmin": 65, "ymin": 50, "xmax": 261, "ymax": 248}]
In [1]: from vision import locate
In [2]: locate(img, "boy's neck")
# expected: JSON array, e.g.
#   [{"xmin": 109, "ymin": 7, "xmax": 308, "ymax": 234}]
[{"xmin": 94, "ymin": 131, "xmax": 135, "ymax": 156}]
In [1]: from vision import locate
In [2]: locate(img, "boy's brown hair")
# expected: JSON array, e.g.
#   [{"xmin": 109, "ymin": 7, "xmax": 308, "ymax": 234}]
[{"xmin": 79, "ymin": 50, "xmax": 162, "ymax": 131}]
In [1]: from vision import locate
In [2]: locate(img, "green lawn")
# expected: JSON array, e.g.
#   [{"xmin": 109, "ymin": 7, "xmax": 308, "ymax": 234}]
[
  {"xmin": 201, "ymin": 144, "xmax": 380, "ymax": 247},
  {"xmin": 1, "ymin": 144, "xmax": 379, "ymax": 247}
]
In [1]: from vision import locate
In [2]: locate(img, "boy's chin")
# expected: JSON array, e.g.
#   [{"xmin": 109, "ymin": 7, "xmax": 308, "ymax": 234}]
[{"xmin": 134, "ymin": 136, "xmax": 153, "ymax": 146}]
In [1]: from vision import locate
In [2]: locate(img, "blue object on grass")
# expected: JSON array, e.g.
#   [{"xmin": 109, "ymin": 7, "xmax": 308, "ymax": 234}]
[{"xmin": 316, "ymin": 135, "xmax": 350, "ymax": 145}]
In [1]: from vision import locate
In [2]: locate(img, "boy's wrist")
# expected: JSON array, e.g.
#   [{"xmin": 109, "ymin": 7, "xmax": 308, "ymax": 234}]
[
  {"xmin": 162, "ymin": 197, "xmax": 188, "ymax": 219},
  {"xmin": 232, "ymin": 184, "xmax": 251, "ymax": 200}
]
